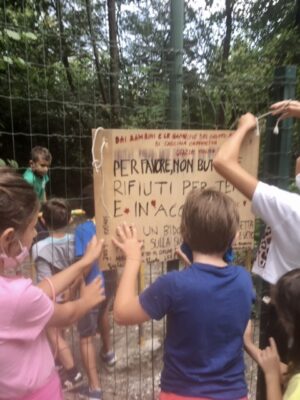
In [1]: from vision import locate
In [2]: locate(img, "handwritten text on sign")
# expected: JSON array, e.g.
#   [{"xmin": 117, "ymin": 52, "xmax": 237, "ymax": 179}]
[{"xmin": 93, "ymin": 130, "xmax": 259, "ymax": 268}]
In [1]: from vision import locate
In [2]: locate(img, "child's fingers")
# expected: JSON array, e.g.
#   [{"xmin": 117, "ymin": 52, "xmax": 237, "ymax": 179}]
[
  {"xmin": 111, "ymin": 236, "xmax": 123, "ymax": 250},
  {"xmin": 116, "ymin": 224, "xmax": 126, "ymax": 241},
  {"xmin": 269, "ymin": 337, "xmax": 279, "ymax": 354},
  {"xmin": 270, "ymin": 100, "xmax": 286, "ymax": 109},
  {"xmin": 122, "ymin": 221, "xmax": 132, "ymax": 238}
]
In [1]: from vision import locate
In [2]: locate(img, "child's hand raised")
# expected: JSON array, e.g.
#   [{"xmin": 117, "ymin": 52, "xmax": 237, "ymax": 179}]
[
  {"xmin": 258, "ymin": 337, "xmax": 281, "ymax": 379},
  {"xmin": 80, "ymin": 276, "xmax": 105, "ymax": 309},
  {"xmin": 81, "ymin": 236, "xmax": 104, "ymax": 268},
  {"xmin": 112, "ymin": 222, "xmax": 142, "ymax": 262},
  {"xmin": 237, "ymin": 113, "xmax": 257, "ymax": 132}
]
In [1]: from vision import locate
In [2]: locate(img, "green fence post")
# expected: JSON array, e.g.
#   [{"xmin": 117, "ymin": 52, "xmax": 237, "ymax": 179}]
[{"xmin": 262, "ymin": 66, "xmax": 297, "ymax": 188}]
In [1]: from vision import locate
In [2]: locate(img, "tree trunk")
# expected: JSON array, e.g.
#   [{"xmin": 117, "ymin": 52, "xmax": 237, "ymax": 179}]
[
  {"xmin": 55, "ymin": 0, "xmax": 76, "ymax": 95},
  {"xmin": 217, "ymin": 0, "xmax": 233, "ymax": 128},
  {"xmin": 85, "ymin": 0, "xmax": 108, "ymax": 106},
  {"xmin": 107, "ymin": 0, "xmax": 121, "ymax": 127}
]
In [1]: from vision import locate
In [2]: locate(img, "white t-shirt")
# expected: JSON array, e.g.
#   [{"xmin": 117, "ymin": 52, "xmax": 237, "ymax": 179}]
[{"xmin": 252, "ymin": 181, "xmax": 300, "ymax": 284}]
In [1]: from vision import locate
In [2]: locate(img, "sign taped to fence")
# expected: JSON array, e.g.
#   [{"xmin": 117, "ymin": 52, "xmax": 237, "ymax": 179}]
[{"xmin": 92, "ymin": 129, "xmax": 259, "ymax": 269}]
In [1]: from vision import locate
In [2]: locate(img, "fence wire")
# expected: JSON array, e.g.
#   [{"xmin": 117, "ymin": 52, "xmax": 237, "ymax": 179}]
[{"xmin": 1, "ymin": 1, "xmax": 299, "ymax": 400}]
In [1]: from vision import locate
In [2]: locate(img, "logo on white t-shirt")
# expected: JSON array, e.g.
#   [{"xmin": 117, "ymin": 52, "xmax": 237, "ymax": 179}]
[{"xmin": 256, "ymin": 226, "xmax": 272, "ymax": 269}]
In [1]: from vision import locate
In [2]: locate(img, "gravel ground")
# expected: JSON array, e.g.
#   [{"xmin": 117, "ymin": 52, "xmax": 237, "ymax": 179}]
[
  {"xmin": 63, "ymin": 314, "xmax": 259, "ymax": 400},
  {"xmin": 23, "ymin": 261, "xmax": 259, "ymax": 400}
]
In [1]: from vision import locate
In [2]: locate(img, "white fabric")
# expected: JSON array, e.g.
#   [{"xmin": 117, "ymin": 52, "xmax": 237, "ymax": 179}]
[{"xmin": 252, "ymin": 181, "xmax": 300, "ymax": 284}]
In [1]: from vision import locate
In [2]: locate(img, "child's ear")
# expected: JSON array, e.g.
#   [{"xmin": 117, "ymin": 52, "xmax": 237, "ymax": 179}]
[
  {"xmin": 0, "ymin": 228, "xmax": 15, "ymax": 255},
  {"xmin": 29, "ymin": 160, "xmax": 35, "ymax": 169},
  {"xmin": 69, "ymin": 216, "xmax": 73, "ymax": 225}
]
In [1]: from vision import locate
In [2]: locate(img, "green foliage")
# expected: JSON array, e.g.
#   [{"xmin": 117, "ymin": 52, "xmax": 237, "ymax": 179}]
[
  {"xmin": 0, "ymin": 159, "xmax": 19, "ymax": 169},
  {"xmin": 0, "ymin": 0, "xmax": 299, "ymax": 197}
]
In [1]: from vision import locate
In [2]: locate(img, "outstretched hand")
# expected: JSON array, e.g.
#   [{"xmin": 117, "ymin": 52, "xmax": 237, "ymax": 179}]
[
  {"xmin": 270, "ymin": 100, "xmax": 300, "ymax": 120},
  {"xmin": 81, "ymin": 235, "xmax": 104, "ymax": 268},
  {"xmin": 80, "ymin": 276, "xmax": 106, "ymax": 309},
  {"xmin": 112, "ymin": 222, "xmax": 142, "ymax": 262}
]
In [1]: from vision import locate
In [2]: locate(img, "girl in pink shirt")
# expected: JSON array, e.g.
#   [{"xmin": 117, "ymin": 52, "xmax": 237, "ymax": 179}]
[{"xmin": 0, "ymin": 168, "xmax": 105, "ymax": 400}]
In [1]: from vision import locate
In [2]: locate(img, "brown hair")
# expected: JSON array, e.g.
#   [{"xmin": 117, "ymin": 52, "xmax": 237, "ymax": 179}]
[
  {"xmin": 180, "ymin": 188, "xmax": 239, "ymax": 254},
  {"xmin": 273, "ymin": 269, "xmax": 300, "ymax": 376},
  {"xmin": 42, "ymin": 198, "xmax": 71, "ymax": 230},
  {"xmin": 31, "ymin": 146, "xmax": 52, "ymax": 163},
  {"xmin": 0, "ymin": 167, "xmax": 39, "ymax": 234}
]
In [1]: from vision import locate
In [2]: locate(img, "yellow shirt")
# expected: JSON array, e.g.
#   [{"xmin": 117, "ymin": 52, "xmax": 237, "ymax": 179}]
[{"xmin": 284, "ymin": 373, "xmax": 300, "ymax": 400}]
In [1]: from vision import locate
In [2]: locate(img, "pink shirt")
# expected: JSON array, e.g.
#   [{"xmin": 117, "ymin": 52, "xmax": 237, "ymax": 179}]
[{"xmin": 0, "ymin": 277, "xmax": 55, "ymax": 399}]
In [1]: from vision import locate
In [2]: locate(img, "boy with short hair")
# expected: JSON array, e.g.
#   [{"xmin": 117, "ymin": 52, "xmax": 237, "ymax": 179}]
[
  {"xmin": 113, "ymin": 188, "xmax": 255, "ymax": 400},
  {"xmin": 23, "ymin": 146, "xmax": 52, "ymax": 202},
  {"xmin": 76, "ymin": 184, "xmax": 116, "ymax": 400},
  {"xmin": 32, "ymin": 198, "xmax": 82, "ymax": 389}
]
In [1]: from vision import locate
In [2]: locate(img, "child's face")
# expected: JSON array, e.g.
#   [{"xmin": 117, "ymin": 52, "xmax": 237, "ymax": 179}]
[{"xmin": 31, "ymin": 157, "xmax": 50, "ymax": 177}]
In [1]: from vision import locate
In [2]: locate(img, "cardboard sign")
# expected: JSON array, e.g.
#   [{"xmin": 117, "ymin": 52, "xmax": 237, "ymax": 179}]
[{"xmin": 92, "ymin": 129, "xmax": 259, "ymax": 269}]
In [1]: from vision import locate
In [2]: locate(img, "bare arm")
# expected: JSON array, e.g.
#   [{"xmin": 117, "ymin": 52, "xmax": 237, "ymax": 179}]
[
  {"xmin": 270, "ymin": 100, "xmax": 300, "ymax": 120},
  {"xmin": 213, "ymin": 113, "xmax": 258, "ymax": 200},
  {"xmin": 112, "ymin": 223, "xmax": 150, "ymax": 325},
  {"xmin": 243, "ymin": 319, "xmax": 261, "ymax": 363},
  {"xmin": 47, "ymin": 276, "xmax": 105, "ymax": 327},
  {"xmin": 38, "ymin": 236, "xmax": 104, "ymax": 297}
]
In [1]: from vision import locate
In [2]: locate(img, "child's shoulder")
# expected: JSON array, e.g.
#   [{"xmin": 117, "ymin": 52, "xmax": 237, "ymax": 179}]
[
  {"xmin": 23, "ymin": 168, "xmax": 34, "ymax": 182},
  {"xmin": 32, "ymin": 236, "xmax": 53, "ymax": 256},
  {"xmin": 32, "ymin": 234, "xmax": 74, "ymax": 257}
]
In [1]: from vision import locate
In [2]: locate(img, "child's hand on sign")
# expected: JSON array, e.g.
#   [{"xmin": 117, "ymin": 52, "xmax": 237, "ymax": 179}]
[
  {"xmin": 237, "ymin": 113, "xmax": 257, "ymax": 133},
  {"xmin": 112, "ymin": 222, "xmax": 143, "ymax": 263}
]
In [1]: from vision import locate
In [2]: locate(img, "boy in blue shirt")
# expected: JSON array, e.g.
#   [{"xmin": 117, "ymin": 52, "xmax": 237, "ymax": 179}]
[
  {"xmin": 76, "ymin": 185, "xmax": 116, "ymax": 400},
  {"xmin": 113, "ymin": 188, "xmax": 255, "ymax": 400}
]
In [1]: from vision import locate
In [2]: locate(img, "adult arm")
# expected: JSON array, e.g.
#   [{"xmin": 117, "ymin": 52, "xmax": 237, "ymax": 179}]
[
  {"xmin": 38, "ymin": 236, "xmax": 103, "ymax": 297},
  {"xmin": 112, "ymin": 223, "xmax": 150, "ymax": 325},
  {"xmin": 270, "ymin": 100, "xmax": 300, "ymax": 120},
  {"xmin": 213, "ymin": 113, "xmax": 258, "ymax": 200}
]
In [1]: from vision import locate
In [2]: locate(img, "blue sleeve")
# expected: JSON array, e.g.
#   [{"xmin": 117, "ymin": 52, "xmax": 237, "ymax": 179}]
[{"xmin": 139, "ymin": 273, "xmax": 174, "ymax": 320}]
